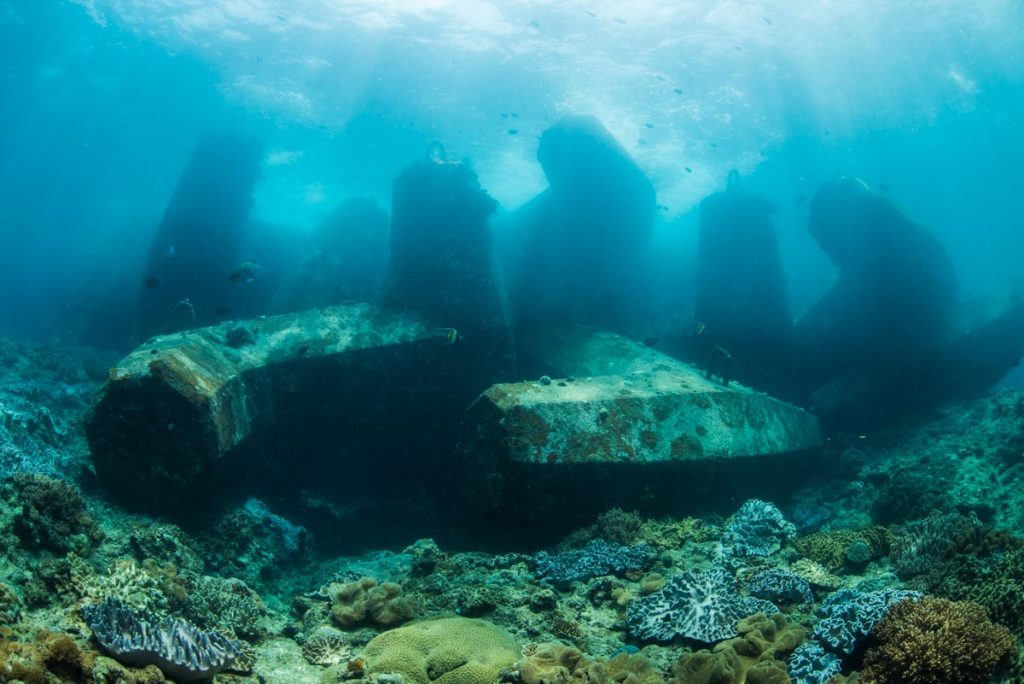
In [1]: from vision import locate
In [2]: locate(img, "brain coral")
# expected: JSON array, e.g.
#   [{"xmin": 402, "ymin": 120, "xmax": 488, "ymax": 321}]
[
  {"xmin": 860, "ymin": 597, "xmax": 1016, "ymax": 684},
  {"xmin": 364, "ymin": 617, "xmax": 520, "ymax": 684}
]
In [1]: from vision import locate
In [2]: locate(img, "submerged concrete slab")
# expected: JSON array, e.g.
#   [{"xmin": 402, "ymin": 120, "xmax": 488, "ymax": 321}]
[
  {"xmin": 458, "ymin": 327, "xmax": 822, "ymax": 516},
  {"xmin": 469, "ymin": 361, "xmax": 821, "ymax": 467},
  {"xmin": 86, "ymin": 304, "xmax": 452, "ymax": 512}
]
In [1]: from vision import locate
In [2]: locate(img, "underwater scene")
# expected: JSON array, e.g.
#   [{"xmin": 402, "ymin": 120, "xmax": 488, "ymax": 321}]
[{"xmin": 3, "ymin": 1, "xmax": 1024, "ymax": 682}]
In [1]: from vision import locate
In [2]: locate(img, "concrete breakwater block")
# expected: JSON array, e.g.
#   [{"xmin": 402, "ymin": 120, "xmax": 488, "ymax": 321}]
[
  {"xmin": 458, "ymin": 327, "xmax": 823, "ymax": 515},
  {"xmin": 85, "ymin": 304, "xmax": 452, "ymax": 512}
]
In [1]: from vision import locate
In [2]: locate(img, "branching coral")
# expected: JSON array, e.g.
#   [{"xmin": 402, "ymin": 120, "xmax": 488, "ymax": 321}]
[
  {"xmin": 890, "ymin": 512, "xmax": 981, "ymax": 579},
  {"xmin": 860, "ymin": 597, "xmax": 1016, "ymax": 683},
  {"xmin": 10, "ymin": 472, "xmax": 102, "ymax": 552}
]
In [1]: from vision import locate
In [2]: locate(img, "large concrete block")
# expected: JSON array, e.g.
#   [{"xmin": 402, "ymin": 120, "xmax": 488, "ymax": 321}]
[
  {"xmin": 85, "ymin": 304, "xmax": 453, "ymax": 512},
  {"xmin": 458, "ymin": 327, "xmax": 822, "ymax": 516}
]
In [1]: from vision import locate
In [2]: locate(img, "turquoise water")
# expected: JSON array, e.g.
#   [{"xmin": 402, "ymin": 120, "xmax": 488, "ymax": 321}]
[{"xmin": 3, "ymin": 3, "xmax": 1024, "ymax": 683}]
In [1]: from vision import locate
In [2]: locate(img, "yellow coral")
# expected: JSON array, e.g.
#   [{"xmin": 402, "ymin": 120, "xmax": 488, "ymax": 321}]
[
  {"xmin": 672, "ymin": 613, "xmax": 804, "ymax": 684},
  {"xmin": 860, "ymin": 598, "xmax": 1016, "ymax": 684},
  {"xmin": 792, "ymin": 528, "xmax": 891, "ymax": 572},
  {"xmin": 789, "ymin": 559, "xmax": 842, "ymax": 590},
  {"xmin": 508, "ymin": 643, "xmax": 663, "ymax": 684},
  {"xmin": 364, "ymin": 618, "xmax": 520, "ymax": 684},
  {"xmin": 329, "ymin": 577, "xmax": 417, "ymax": 629}
]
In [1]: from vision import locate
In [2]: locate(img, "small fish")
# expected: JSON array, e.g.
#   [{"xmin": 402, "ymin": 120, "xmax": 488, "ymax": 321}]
[
  {"xmin": 643, "ymin": 122, "xmax": 653, "ymax": 129},
  {"xmin": 643, "ymin": 337, "xmax": 659, "ymax": 347},
  {"xmin": 432, "ymin": 328, "xmax": 460, "ymax": 345},
  {"xmin": 164, "ymin": 245, "xmax": 177, "ymax": 259},
  {"xmin": 684, "ymin": 166, "xmax": 693, "ymax": 173},
  {"xmin": 229, "ymin": 261, "xmax": 262, "ymax": 283},
  {"xmin": 673, "ymin": 88, "xmax": 683, "ymax": 95},
  {"xmin": 657, "ymin": 204, "xmax": 669, "ymax": 212},
  {"xmin": 214, "ymin": 305, "xmax": 233, "ymax": 317},
  {"xmin": 709, "ymin": 142, "xmax": 718, "ymax": 148},
  {"xmin": 507, "ymin": 129, "xmax": 518, "ymax": 135},
  {"xmin": 144, "ymin": 276, "xmax": 159, "ymax": 289},
  {"xmin": 691, "ymin": 320, "xmax": 707, "ymax": 336},
  {"xmin": 510, "ymin": 112, "xmax": 518, "ymax": 118},
  {"xmin": 878, "ymin": 182, "xmax": 890, "ymax": 193},
  {"xmin": 763, "ymin": 16, "xmax": 773, "ymax": 25},
  {"xmin": 501, "ymin": 113, "xmax": 508, "ymax": 118},
  {"xmin": 585, "ymin": 10, "xmax": 597, "ymax": 17},
  {"xmin": 530, "ymin": 19, "xmax": 540, "ymax": 28}
]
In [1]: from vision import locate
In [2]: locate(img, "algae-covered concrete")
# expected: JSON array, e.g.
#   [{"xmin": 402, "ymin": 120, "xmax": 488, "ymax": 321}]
[
  {"xmin": 458, "ymin": 327, "xmax": 822, "ymax": 516},
  {"xmin": 86, "ymin": 304, "xmax": 451, "ymax": 512},
  {"xmin": 472, "ymin": 365, "xmax": 821, "ymax": 467}
]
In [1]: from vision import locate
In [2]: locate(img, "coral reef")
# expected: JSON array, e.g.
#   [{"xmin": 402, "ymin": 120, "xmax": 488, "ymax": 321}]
[
  {"xmin": 627, "ymin": 567, "xmax": 777, "ymax": 643},
  {"xmin": 534, "ymin": 540, "xmax": 653, "ymax": 588},
  {"xmin": 870, "ymin": 467, "xmax": 954, "ymax": 525},
  {"xmin": 930, "ymin": 547, "xmax": 1024, "ymax": 639},
  {"xmin": 786, "ymin": 642, "xmax": 840, "ymax": 684},
  {"xmin": 786, "ymin": 587, "xmax": 921, "ymax": 684},
  {"xmin": 8, "ymin": 473, "xmax": 102, "ymax": 553},
  {"xmin": 810, "ymin": 588, "xmax": 921, "ymax": 655},
  {"xmin": 242, "ymin": 498, "xmax": 310, "ymax": 556},
  {"xmin": 301, "ymin": 633, "xmax": 353, "ymax": 666},
  {"xmin": 889, "ymin": 512, "xmax": 981, "ymax": 579},
  {"xmin": 501, "ymin": 643, "xmax": 663, "ymax": 684},
  {"xmin": 746, "ymin": 568, "xmax": 813, "ymax": 605},
  {"xmin": 672, "ymin": 613, "xmax": 804, "ymax": 684},
  {"xmin": 363, "ymin": 617, "xmax": 520, "ymax": 684},
  {"xmin": 792, "ymin": 527, "xmax": 891, "ymax": 572},
  {"xmin": 860, "ymin": 597, "xmax": 1016, "ymax": 683},
  {"xmin": 788, "ymin": 560, "xmax": 842, "ymax": 590},
  {"xmin": 722, "ymin": 500, "xmax": 795, "ymax": 558},
  {"xmin": 181, "ymin": 574, "xmax": 267, "ymax": 640},
  {"xmin": 73, "ymin": 558, "xmax": 169, "ymax": 614},
  {"xmin": 0, "ymin": 630, "xmax": 101, "ymax": 684},
  {"xmin": 81, "ymin": 598, "xmax": 246, "ymax": 681},
  {"xmin": 329, "ymin": 576, "xmax": 417, "ymax": 629}
]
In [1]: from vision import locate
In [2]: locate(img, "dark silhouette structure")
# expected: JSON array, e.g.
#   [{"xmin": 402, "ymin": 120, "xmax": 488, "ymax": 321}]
[
  {"xmin": 271, "ymin": 197, "xmax": 390, "ymax": 313},
  {"xmin": 795, "ymin": 176, "xmax": 957, "ymax": 426},
  {"xmin": 512, "ymin": 116, "xmax": 656, "ymax": 338},
  {"xmin": 138, "ymin": 131, "xmax": 264, "ymax": 338},
  {"xmin": 385, "ymin": 146, "xmax": 506, "ymax": 341},
  {"xmin": 692, "ymin": 171, "xmax": 792, "ymax": 392}
]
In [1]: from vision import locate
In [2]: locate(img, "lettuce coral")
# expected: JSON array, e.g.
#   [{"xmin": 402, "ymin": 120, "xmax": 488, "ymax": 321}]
[{"xmin": 627, "ymin": 566, "xmax": 777, "ymax": 643}]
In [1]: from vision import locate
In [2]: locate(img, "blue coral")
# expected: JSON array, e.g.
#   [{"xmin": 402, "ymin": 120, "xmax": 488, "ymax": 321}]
[
  {"xmin": 787, "ymin": 642, "xmax": 841, "ymax": 684},
  {"xmin": 812, "ymin": 587, "xmax": 921, "ymax": 654},
  {"xmin": 533, "ymin": 539, "xmax": 652, "ymax": 588},
  {"xmin": 83, "ymin": 599, "xmax": 246, "ymax": 681},
  {"xmin": 626, "ymin": 565, "xmax": 777, "ymax": 643},
  {"xmin": 787, "ymin": 587, "xmax": 922, "ymax": 684},
  {"xmin": 723, "ymin": 499, "xmax": 795, "ymax": 557},
  {"xmin": 746, "ymin": 568, "xmax": 813, "ymax": 605},
  {"xmin": 242, "ymin": 498, "xmax": 309, "ymax": 555}
]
